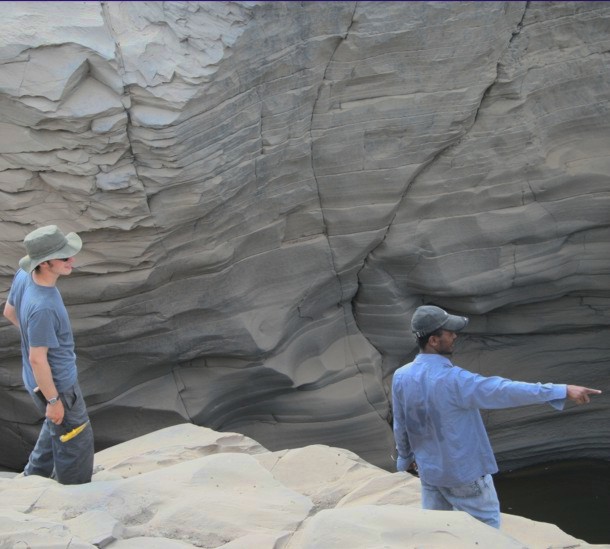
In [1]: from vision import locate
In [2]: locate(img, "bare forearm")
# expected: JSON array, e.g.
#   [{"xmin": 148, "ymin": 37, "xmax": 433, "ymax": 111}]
[
  {"xmin": 29, "ymin": 350, "xmax": 58, "ymax": 401},
  {"xmin": 3, "ymin": 302, "xmax": 19, "ymax": 328},
  {"xmin": 29, "ymin": 347, "xmax": 64, "ymax": 424}
]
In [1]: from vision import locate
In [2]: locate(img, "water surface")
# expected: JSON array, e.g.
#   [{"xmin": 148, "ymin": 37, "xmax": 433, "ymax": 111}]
[{"xmin": 494, "ymin": 459, "xmax": 610, "ymax": 544}]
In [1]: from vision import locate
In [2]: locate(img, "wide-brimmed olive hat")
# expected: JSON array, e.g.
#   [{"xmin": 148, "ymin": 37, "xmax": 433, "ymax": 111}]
[{"xmin": 19, "ymin": 225, "xmax": 82, "ymax": 273}]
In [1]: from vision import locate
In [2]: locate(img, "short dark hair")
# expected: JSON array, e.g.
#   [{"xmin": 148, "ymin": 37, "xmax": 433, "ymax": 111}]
[
  {"xmin": 416, "ymin": 328, "xmax": 444, "ymax": 350},
  {"xmin": 33, "ymin": 260, "xmax": 52, "ymax": 273}
]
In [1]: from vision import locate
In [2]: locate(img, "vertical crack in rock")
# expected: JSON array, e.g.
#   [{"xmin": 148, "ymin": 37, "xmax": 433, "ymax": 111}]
[
  {"xmin": 171, "ymin": 365, "xmax": 195, "ymax": 423},
  {"xmin": 309, "ymin": 2, "xmax": 386, "ymax": 420},
  {"xmin": 472, "ymin": 1, "xmax": 528, "ymax": 128},
  {"xmin": 509, "ymin": 1, "xmax": 560, "ymax": 247},
  {"xmin": 353, "ymin": 2, "xmax": 532, "ymax": 335},
  {"xmin": 309, "ymin": 2, "xmax": 357, "ymax": 303},
  {"xmin": 512, "ymin": 1, "xmax": 529, "ymax": 43},
  {"xmin": 346, "ymin": 6, "xmax": 539, "ymax": 423},
  {"xmin": 99, "ymin": 0, "xmax": 174, "ymax": 278},
  {"xmin": 100, "ymin": 1, "xmax": 153, "ymax": 219},
  {"xmin": 510, "ymin": 245, "xmax": 518, "ymax": 288}
]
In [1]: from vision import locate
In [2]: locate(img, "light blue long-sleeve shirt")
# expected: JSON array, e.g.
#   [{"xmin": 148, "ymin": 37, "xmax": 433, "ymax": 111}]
[{"xmin": 392, "ymin": 353, "xmax": 567, "ymax": 487}]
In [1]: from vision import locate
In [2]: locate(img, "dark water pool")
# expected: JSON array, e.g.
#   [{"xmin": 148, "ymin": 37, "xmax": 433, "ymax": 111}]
[{"xmin": 494, "ymin": 459, "xmax": 610, "ymax": 544}]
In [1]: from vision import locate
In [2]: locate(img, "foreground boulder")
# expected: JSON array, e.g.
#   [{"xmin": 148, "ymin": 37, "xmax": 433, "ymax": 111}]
[{"xmin": 0, "ymin": 424, "xmax": 600, "ymax": 548}]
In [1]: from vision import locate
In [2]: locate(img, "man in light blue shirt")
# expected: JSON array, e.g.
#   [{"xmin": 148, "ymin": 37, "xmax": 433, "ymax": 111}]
[{"xmin": 392, "ymin": 305, "xmax": 601, "ymax": 528}]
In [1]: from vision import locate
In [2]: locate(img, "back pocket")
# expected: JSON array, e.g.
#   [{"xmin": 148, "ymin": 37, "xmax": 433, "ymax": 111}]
[{"xmin": 446, "ymin": 479, "xmax": 482, "ymax": 498}]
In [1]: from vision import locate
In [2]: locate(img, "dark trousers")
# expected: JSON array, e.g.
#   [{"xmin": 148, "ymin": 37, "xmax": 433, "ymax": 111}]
[{"xmin": 25, "ymin": 382, "xmax": 94, "ymax": 484}]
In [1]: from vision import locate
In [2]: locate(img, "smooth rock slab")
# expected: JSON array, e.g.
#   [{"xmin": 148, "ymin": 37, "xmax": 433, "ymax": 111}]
[{"xmin": 0, "ymin": 425, "xmax": 599, "ymax": 549}]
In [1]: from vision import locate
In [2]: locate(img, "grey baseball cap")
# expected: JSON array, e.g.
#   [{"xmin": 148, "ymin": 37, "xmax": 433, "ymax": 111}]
[{"xmin": 411, "ymin": 305, "xmax": 469, "ymax": 337}]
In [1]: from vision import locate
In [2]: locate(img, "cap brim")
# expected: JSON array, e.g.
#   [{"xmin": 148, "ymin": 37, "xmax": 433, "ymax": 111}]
[{"xmin": 443, "ymin": 314, "xmax": 469, "ymax": 332}]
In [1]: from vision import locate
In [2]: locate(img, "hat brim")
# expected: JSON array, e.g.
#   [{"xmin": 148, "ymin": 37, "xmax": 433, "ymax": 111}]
[
  {"xmin": 442, "ymin": 313, "xmax": 469, "ymax": 333},
  {"xmin": 19, "ymin": 232, "xmax": 82, "ymax": 273}
]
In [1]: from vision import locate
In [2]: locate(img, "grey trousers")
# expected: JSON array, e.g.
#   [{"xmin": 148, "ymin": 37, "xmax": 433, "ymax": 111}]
[{"xmin": 25, "ymin": 382, "xmax": 94, "ymax": 484}]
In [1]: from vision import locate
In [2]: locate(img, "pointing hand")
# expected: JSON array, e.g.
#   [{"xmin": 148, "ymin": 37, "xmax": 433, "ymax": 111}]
[{"xmin": 566, "ymin": 385, "xmax": 602, "ymax": 405}]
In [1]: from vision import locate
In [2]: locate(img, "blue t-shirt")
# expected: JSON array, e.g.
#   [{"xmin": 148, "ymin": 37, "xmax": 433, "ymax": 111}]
[
  {"xmin": 392, "ymin": 353, "xmax": 566, "ymax": 487},
  {"xmin": 7, "ymin": 269, "xmax": 78, "ymax": 392}
]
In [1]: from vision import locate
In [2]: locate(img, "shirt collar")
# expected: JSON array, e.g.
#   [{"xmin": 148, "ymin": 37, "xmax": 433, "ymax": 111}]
[{"xmin": 415, "ymin": 353, "xmax": 454, "ymax": 367}]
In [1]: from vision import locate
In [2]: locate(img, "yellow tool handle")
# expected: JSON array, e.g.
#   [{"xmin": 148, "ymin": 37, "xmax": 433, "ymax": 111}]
[{"xmin": 59, "ymin": 421, "xmax": 89, "ymax": 443}]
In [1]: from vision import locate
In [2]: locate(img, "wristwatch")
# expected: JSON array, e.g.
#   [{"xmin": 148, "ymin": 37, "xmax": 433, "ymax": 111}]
[{"xmin": 47, "ymin": 396, "xmax": 59, "ymax": 405}]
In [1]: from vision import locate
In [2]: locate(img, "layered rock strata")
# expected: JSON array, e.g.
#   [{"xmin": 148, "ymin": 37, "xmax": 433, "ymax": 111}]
[{"xmin": 0, "ymin": 2, "xmax": 608, "ymax": 472}]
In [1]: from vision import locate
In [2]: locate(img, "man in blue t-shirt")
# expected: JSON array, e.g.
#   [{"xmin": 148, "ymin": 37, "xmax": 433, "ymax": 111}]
[
  {"xmin": 392, "ymin": 305, "xmax": 602, "ymax": 528},
  {"xmin": 4, "ymin": 225, "xmax": 94, "ymax": 484}
]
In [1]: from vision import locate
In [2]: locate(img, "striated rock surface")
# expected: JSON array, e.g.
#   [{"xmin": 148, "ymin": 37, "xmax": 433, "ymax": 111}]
[
  {"xmin": 0, "ymin": 424, "xmax": 603, "ymax": 549},
  {"xmin": 0, "ymin": 2, "xmax": 609, "ymax": 472}
]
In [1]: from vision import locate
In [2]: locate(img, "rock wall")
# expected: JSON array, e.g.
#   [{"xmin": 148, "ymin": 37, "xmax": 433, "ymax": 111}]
[{"xmin": 0, "ymin": 2, "xmax": 608, "ymax": 472}]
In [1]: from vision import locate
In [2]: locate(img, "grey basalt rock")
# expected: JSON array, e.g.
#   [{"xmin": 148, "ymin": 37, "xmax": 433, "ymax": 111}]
[{"xmin": 0, "ymin": 2, "xmax": 608, "ymax": 472}]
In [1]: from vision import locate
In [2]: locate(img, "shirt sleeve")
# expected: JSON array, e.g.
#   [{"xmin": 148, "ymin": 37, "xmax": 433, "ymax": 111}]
[
  {"xmin": 392, "ymin": 373, "xmax": 415, "ymax": 469},
  {"xmin": 449, "ymin": 367, "xmax": 567, "ymax": 411},
  {"xmin": 27, "ymin": 309, "xmax": 59, "ymax": 349},
  {"xmin": 6, "ymin": 271, "xmax": 18, "ymax": 306}
]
